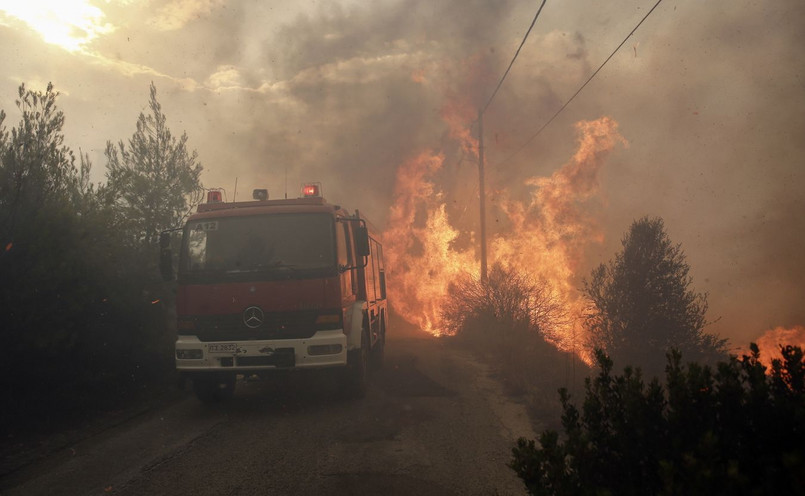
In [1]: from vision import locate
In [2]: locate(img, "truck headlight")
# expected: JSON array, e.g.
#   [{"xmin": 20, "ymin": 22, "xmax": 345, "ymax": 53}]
[
  {"xmin": 314, "ymin": 312, "xmax": 342, "ymax": 330},
  {"xmin": 308, "ymin": 344, "xmax": 343, "ymax": 356},
  {"xmin": 176, "ymin": 349, "xmax": 203, "ymax": 359}
]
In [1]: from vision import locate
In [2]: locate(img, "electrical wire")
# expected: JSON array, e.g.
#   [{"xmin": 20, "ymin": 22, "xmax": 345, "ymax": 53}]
[
  {"xmin": 481, "ymin": 0, "xmax": 548, "ymax": 115},
  {"xmin": 494, "ymin": 0, "xmax": 664, "ymax": 168}
]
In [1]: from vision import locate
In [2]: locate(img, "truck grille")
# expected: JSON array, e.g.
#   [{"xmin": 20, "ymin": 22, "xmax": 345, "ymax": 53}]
[
  {"xmin": 237, "ymin": 350, "xmax": 295, "ymax": 368},
  {"xmin": 180, "ymin": 311, "xmax": 321, "ymax": 342}
]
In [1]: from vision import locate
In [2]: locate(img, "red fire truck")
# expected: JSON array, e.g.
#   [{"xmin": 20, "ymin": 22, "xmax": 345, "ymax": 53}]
[{"xmin": 160, "ymin": 184, "xmax": 388, "ymax": 402}]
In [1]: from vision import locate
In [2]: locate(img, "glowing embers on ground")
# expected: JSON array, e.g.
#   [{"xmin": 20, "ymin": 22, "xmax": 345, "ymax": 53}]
[{"xmin": 383, "ymin": 116, "xmax": 626, "ymax": 360}]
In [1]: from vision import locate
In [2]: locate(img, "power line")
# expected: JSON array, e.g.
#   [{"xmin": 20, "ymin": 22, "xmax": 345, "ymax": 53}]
[
  {"xmin": 481, "ymin": 0, "xmax": 548, "ymax": 115},
  {"xmin": 495, "ymin": 0, "xmax": 664, "ymax": 168}
]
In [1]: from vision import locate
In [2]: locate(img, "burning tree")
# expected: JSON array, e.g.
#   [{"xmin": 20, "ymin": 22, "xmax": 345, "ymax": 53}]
[{"xmin": 583, "ymin": 216, "xmax": 727, "ymax": 376}]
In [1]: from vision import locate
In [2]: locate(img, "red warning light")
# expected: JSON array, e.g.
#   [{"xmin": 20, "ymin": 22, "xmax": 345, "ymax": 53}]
[
  {"xmin": 302, "ymin": 183, "xmax": 321, "ymax": 197},
  {"xmin": 207, "ymin": 190, "xmax": 223, "ymax": 203}
]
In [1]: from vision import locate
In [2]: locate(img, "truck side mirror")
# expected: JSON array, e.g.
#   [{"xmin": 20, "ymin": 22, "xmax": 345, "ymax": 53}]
[
  {"xmin": 159, "ymin": 231, "xmax": 175, "ymax": 281},
  {"xmin": 355, "ymin": 226, "xmax": 370, "ymax": 258}
]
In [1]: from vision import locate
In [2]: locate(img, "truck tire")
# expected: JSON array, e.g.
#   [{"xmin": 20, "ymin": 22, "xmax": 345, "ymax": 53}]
[
  {"xmin": 193, "ymin": 374, "xmax": 236, "ymax": 403},
  {"xmin": 341, "ymin": 328, "xmax": 369, "ymax": 399}
]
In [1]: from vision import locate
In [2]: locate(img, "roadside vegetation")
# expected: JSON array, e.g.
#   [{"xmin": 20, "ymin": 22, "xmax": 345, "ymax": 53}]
[
  {"xmin": 510, "ymin": 344, "xmax": 804, "ymax": 495},
  {"xmin": 441, "ymin": 264, "xmax": 590, "ymax": 428},
  {"xmin": 441, "ymin": 217, "xmax": 802, "ymax": 494},
  {"xmin": 583, "ymin": 216, "xmax": 728, "ymax": 378},
  {"xmin": 0, "ymin": 82, "xmax": 200, "ymax": 442}
]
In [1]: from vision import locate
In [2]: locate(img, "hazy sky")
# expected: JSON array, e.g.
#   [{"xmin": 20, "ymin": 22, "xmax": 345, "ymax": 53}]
[{"xmin": 1, "ymin": 0, "xmax": 803, "ymax": 349}]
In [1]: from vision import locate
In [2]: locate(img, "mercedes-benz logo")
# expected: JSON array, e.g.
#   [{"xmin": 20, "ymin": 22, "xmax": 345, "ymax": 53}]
[{"xmin": 243, "ymin": 306, "xmax": 264, "ymax": 329}]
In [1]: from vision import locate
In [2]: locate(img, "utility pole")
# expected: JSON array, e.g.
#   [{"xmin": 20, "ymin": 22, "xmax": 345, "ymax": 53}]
[{"xmin": 478, "ymin": 108, "xmax": 488, "ymax": 284}]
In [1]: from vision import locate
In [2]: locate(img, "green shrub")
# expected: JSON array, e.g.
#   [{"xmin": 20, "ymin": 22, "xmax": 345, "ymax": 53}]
[{"xmin": 510, "ymin": 344, "xmax": 805, "ymax": 495}]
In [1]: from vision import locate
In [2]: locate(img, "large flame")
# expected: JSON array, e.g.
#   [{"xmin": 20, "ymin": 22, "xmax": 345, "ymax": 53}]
[
  {"xmin": 489, "ymin": 117, "xmax": 626, "ymax": 354},
  {"xmin": 383, "ymin": 150, "xmax": 478, "ymax": 334},
  {"xmin": 383, "ymin": 101, "xmax": 626, "ymax": 360}
]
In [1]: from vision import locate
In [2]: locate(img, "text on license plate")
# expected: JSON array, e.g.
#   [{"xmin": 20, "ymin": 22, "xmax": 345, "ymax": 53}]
[{"xmin": 208, "ymin": 343, "xmax": 237, "ymax": 353}]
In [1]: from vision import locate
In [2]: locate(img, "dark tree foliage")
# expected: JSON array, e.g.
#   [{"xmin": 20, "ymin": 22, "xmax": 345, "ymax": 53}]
[
  {"xmin": 105, "ymin": 82, "xmax": 203, "ymax": 253},
  {"xmin": 0, "ymin": 83, "xmax": 76, "ymax": 236},
  {"xmin": 510, "ymin": 344, "xmax": 805, "ymax": 495},
  {"xmin": 0, "ymin": 83, "xmax": 176, "ymax": 438},
  {"xmin": 583, "ymin": 217, "xmax": 726, "ymax": 377}
]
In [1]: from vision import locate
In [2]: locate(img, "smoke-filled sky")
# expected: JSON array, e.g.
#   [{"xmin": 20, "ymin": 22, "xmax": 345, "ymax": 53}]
[{"xmin": 1, "ymin": 0, "xmax": 803, "ymax": 350}]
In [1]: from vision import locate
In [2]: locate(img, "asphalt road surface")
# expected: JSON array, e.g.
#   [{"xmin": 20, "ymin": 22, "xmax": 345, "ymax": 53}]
[{"xmin": 1, "ymin": 331, "xmax": 536, "ymax": 495}]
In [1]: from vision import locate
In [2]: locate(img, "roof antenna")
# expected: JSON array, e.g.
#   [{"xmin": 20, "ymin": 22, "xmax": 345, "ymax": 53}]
[
  {"xmin": 233, "ymin": 177, "xmax": 238, "ymax": 202},
  {"xmin": 284, "ymin": 165, "xmax": 288, "ymax": 199}
]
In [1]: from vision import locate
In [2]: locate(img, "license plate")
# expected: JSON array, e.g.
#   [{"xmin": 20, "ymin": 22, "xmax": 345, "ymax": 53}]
[{"xmin": 208, "ymin": 343, "xmax": 237, "ymax": 353}]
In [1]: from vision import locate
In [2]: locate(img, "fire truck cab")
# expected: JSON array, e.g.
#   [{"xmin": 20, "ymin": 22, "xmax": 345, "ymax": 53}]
[{"xmin": 160, "ymin": 185, "xmax": 388, "ymax": 402}]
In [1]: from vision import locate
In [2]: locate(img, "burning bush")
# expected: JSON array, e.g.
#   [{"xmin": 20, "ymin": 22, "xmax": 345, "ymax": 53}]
[
  {"xmin": 442, "ymin": 263, "xmax": 565, "ymax": 341},
  {"xmin": 510, "ymin": 344, "xmax": 805, "ymax": 495},
  {"xmin": 441, "ymin": 264, "xmax": 585, "ymax": 400}
]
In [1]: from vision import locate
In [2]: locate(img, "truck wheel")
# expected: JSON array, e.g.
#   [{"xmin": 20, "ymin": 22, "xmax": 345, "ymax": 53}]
[
  {"xmin": 370, "ymin": 318, "xmax": 385, "ymax": 370},
  {"xmin": 341, "ymin": 329, "xmax": 369, "ymax": 399},
  {"xmin": 193, "ymin": 374, "xmax": 236, "ymax": 403},
  {"xmin": 218, "ymin": 374, "xmax": 236, "ymax": 400}
]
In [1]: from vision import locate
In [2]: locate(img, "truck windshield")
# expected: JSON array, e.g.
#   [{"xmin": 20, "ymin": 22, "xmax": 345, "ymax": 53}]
[{"xmin": 181, "ymin": 213, "xmax": 335, "ymax": 278}]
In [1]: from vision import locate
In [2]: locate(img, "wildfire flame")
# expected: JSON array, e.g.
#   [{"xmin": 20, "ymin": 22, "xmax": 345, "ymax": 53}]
[
  {"xmin": 490, "ymin": 117, "xmax": 626, "ymax": 354},
  {"xmin": 383, "ymin": 150, "xmax": 478, "ymax": 334},
  {"xmin": 383, "ymin": 98, "xmax": 626, "ymax": 361},
  {"xmin": 743, "ymin": 325, "xmax": 805, "ymax": 369}
]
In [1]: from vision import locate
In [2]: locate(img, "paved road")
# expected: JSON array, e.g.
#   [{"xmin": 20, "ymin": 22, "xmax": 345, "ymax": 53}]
[{"xmin": 1, "ymin": 333, "xmax": 535, "ymax": 495}]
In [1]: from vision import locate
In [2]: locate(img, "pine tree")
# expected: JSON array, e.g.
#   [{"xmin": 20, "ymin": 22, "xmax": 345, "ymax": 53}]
[
  {"xmin": 0, "ymin": 83, "xmax": 76, "ymax": 239},
  {"xmin": 105, "ymin": 82, "xmax": 203, "ymax": 252},
  {"xmin": 583, "ymin": 217, "xmax": 726, "ymax": 376}
]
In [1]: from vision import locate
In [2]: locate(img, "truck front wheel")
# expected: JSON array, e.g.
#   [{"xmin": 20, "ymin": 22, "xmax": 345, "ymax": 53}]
[
  {"xmin": 193, "ymin": 374, "xmax": 236, "ymax": 403},
  {"xmin": 341, "ymin": 328, "xmax": 369, "ymax": 399}
]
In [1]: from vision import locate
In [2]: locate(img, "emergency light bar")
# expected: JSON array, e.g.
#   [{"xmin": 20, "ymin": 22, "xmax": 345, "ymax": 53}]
[
  {"xmin": 207, "ymin": 190, "xmax": 223, "ymax": 203},
  {"xmin": 302, "ymin": 183, "xmax": 322, "ymax": 198}
]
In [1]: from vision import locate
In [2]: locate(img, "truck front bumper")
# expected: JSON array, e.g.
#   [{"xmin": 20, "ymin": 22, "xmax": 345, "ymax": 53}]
[{"xmin": 175, "ymin": 330, "xmax": 347, "ymax": 372}]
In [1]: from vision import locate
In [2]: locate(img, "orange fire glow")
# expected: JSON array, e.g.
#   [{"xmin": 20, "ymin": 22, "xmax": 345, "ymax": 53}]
[
  {"xmin": 383, "ymin": 150, "xmax": 478, "ymax": 334},
  {"xmin": 411, "ymin": 69, "xmax": 426, "ymax": 84},
  {"xmin": 383, "ymin": 99, "xmax": 626, "ymax": 361},
  {"xmin": 490, "ymin": 117, "xmax": 626, "ymax": 354},
  {"xmin": 743, "ymin": 325, "xmax": 805, "ymax": 368}
]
